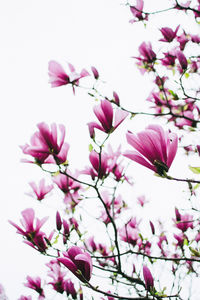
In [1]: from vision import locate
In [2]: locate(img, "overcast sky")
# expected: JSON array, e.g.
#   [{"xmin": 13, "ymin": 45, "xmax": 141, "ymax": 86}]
[{"xmin": 1, "ymin": 0, "xmax": 199, "ymax": 298}]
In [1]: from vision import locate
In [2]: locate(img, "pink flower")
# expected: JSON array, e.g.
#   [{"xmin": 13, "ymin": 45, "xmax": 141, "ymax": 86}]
[
  {"xmin": 53, "ymin": 172, "xmax": 82, "ymax": 208},
  {"xmin": 28, "ymin": 179, "xmax": 53, "ymax": 201},
  {"xmin": 18, "ymin": 296, "xmax": 32, "ymax": 300},
  {"xmin": 81, "ymin": 150, "xmax": 109, "ymax": 179},
  {"xmin": 176, "ymin": 50, "xmax": 188, "ymax": 71},
  {"xmin": 129, "ymin": 0, "xmax": 148, "ymax": 23},
  {"xmin": 88, "ymin": 100, "xmax": 128, "ymax": 138},
  {"xmin": 56, "ymin": 211, "xmax": 62, "ymax": 231},
  {"xmin": 58, "ymin": 246, "xmax": 93, "ymax": 282},
  {"xmin": 9, "ymin": 208, "xmax": 52, "ymax": 252},
  {"xmin": 137, "ymin": 195, "xmax": 149, "ymax": 207},
  {"xmin": 91, "ymin": 66, "xmax": 99, "ymax": 79},
  {"xmin": 160, "ymin": 26, "xmax": 180, "ymax": 42},
  {"xmin": 124, "ymin": 124, "xmax": 178, "ymax": 175},
  {"xmin": 24, "ymin": 276, "xmax": 45, "ymax": 298},
  {"xmin": 48, "ymin": 60, "xmax": 89, "ymax": 91},
  {"xmin": 174, "ymin": 208, "xmax": 193, "ymax": 232},
  {"xmin": 21, "ymin": 122, "xmax": 69, "ymax": 165},
  {"xmin": 143, "ymin": 266, "xmax": 154, "ymax": 292}
]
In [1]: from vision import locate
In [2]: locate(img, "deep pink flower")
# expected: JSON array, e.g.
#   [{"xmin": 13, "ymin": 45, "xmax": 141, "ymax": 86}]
[
  {"xmin": 176, "ymin": 50, "xmax": 188, "ymax": 71},
  {"xmin": 21, "ymin": 122, "xmax": 69, "ymax": 165},
  {"xmin": 88, "ymin": 100, "xmax": 128, "ymax": 138},
  {"xmin": 46, "ymin": 260, "xmax": 68, "ymax": 294},
  {"xmin": 124, "ymin": 124, "xmax": 178, "ymax": 175},
  {"xmin": 65, "ymin": 279, "xmax": 77, "ymax": 299},
  {"xmin": 81, "ymin": 150, "xmax": 109, "ymax": 179},
  {"xmin": 58, "ymin": 246, "xmax": 93, "ymax": 282},
  {"xmin": 191, "ymin": 34, "xmax": 200, "ymax": 43},
  {"xmin": 56, "ymin": 211, "xmax": 62, "ymax": 231},
  {"xmin": 137, "ymin": 42, "xmax": 156, "ymax": 63},
  {"xmin": 9, "ymin": 208, "xmax": 52, "ymax": 252},
  {"xmin": 160, "ymin": 26, "xmax": 180, "ymax": 42},
  {"xmin": 177, "ymin": 31, "xmax": 189, "ymax": 50},
  {"xmin": 129, "ymin": 0, "xmax": 148, "ymax": 23},
  {"xmin": 48, "ymin": 60, "xmax": 89, "ymax": 90},
  {"xmin": 24, "ymin": 276, "xmax": 45, "ymax": 298},
  {"xmin": 28, "ymin": 179, "xmax": 53, "ymax": 201},
  {"xmin": 143, "ymin": 266, "xmax": 154, "ymax": 292},
  {"xmin": 174, "ymin": 208, "xmax": 193, "ymax": 232}
]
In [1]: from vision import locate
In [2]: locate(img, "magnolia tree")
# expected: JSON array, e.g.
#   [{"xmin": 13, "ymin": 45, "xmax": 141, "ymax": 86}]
[{"xmin": 7, "ymin": 0, "xmax": 200, "ymax": 299}]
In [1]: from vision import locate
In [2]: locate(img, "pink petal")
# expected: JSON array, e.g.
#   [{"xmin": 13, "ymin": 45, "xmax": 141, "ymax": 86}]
[{"xmin": 123, "ymin": 150, "xmax": 155, "ymax": 172}]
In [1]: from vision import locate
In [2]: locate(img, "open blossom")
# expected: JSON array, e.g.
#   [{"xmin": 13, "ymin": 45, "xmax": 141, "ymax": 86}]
[
  {"xmin": 129, "ymin": 0, "xmax": 148, "ymax": 23},
  {"xmin": 124, "ymin": 124, "xmax": 178, "ymax": 175},
  {"xmin": 58, "ymin": 246, "xmax": 93, "ymax": 282},
  {"xmin": 9, "ymin": 208, "xmax": 53, "ymax": 252},
  {"xmin": 159, "ymin": 26, "xmax": 180, "ymax": 42},
  {"xmin": 28, "ymin": 179, "xmax": 53, "ymax": 201},
  {"xmin": 24, "ymin": 276, "xmax": 45, "ymax": 299},
  {"xmin": 53, "ymin": 171, "xmax": 82, "ymax": 208},
  {"xmin": 48, "ymin": 60, "xmax": 89, "ymax": 90},
  {"xmin": 21, "ymin": 122, "xmax": 69, "ymax": 165},
  {"xmin": 88, "ymin": 100, "xmax": 128, "ymax": 138},
  {"xmin": 82, "ymin": 150, "xmax": 109, "ymax": 179},
  {"xmin": 133, "ymin": 42, "xmax": 156, "ymax": 74}
]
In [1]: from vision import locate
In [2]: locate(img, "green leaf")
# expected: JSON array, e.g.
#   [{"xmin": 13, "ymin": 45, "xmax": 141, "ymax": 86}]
[
  {"xmin": 184, "ymin": 72, "xmax": 189, "ymax": 78},
  {"xmin": 189, "ymin": 166, "xmax": 200, "ymax": 174},
  {"xmin": 194, "ymin": 183, "xmax": 200, "ymax": 190},
  {"xmin": 52, "ymin": 234, "xmax": 59, "ymax": 245},
  {"xmin": 189, "ymin": 247, "xmax": 200, "ymax": 257},
  {"xmin": 89, "ymin": 144, "xmax": 93, "ymax": 152}
]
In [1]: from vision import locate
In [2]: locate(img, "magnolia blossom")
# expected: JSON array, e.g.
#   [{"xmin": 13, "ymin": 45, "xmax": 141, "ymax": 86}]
[
  {"xmin": 159, "ymin": 26, "xmax": 180, "ymax": 42},
  {"xmin": 143, "ymin": 266, "xmax": 154, "ymax": 292},
  {"xmin": 24, "ymin": 276, "xmax": 45, "ymax": 299},
  {"xmin": 124, "ymin": 124, "xmax": 178, "ymax": 175},
  {"xmin": 129, "ymin": 0, "xmax": 148, "ymax": 23},
  {"xmin": 88, "ymin": 100, "xmax": 128, "ymax": 138},
  {"xmin": 58, "ymin": 246, "xmax": 93, "ymax": 282},
  {"xmin": 21, "ymin": 122, "xmax": 69, "ymax": 165},
  {"xmin": 48, "ymin": 60, "xmax": 89, "ymax": 91},
  {"xmin": 28, "ymin": 179, "xmax": 53, "ymax": 201},
  {"xmin": 81, "ymin": 150, "xmax": 109, "ymax": 179},
  {"xmin": 9, "ymin": 208, "xmax": 53, "ymax": 252},
  {"xmin": 174, "ymin": 208, "xmax": 193, "ymax": 232},
  {"xmin": 53, "ymin": 171, "xmax": 82, "ymax": 208}
]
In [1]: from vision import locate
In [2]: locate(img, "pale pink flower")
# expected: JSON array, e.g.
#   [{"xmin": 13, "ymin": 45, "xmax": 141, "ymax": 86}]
[
  {"xmin": 28, "ymin": 179, "xmax": 53, "ymax": 201},
  {"xmin": 137, "ymin": 195, "xmax": 149, "ymax": 207},
  {"xmin": 124, "ymin": 124, "xmax": 178, "ymax": 175}
]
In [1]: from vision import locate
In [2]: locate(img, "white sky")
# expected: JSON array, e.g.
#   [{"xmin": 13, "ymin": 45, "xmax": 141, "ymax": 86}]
[{"xmin": 0, "ymin": 0, "xmax": 199, "ymax": 298}]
